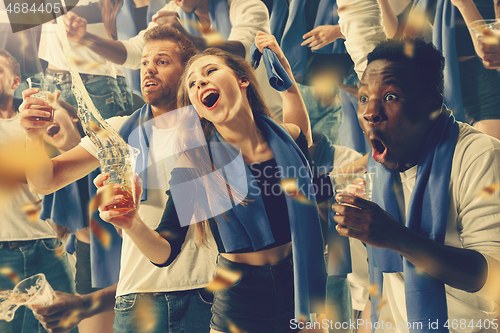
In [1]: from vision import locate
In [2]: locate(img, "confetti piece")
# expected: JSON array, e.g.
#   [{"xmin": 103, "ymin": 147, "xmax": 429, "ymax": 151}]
[
  {"xmin": 54, "ymin": 246, "xmax": 65, "ymax": 258},
  {"xmin": 0, "ymin": 267, "xmax": 20, "ymax": 284},
  {"xmin": 88, "ymin": 185, "xmax": 114, "ymax": 213},
  {"xmin": 375, "ymin": 298, "xmax": 387, "ymax": 311},
  {"xmin": 227, "ymin": 320, "xmax": 247, "ymax": 333},
  {"xmin": 477, "ymin": 183, "xmax": 500, "ymax": 198},
  {"xmin": 404, "ymin": 41, "xmax": 414, "ymax": 58},
  {"xmin": 59, "ymin": 309, "xmax": 81, "ymax": 329},
  {"xmin": 205, "ymin": 267, "xmax": 242, "ymax": 292},
  {"xmin": 20, "ymin": 201, "xmax": 42, "ymax": 223},
  {"xmin": 134, "ymin": 296, "xmax": 156, "ymax": 332},
  {"xmin": 429, "ymin": 109, "xmax": 441, "ymax": 121},
  {"xmin": 368, "ymin": 284, "xmax": 379, "ymax": 296},
  {"xmin": 88, "ymin": 292, "xmax": 102, "ymax": 312},
  {"xmin": 159, "ymin": 230, "xmax": 179, "ymax": 240},
  {"xmin": 280, "ymin": 178, "xmax": 314, "ymax": 205},
  {"xmin": 90, "ymin": 218, "xmax": 112, "ymax": 249}
]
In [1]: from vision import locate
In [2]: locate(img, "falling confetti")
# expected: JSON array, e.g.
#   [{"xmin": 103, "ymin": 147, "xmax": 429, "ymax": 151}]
[
  {"xmin": 90, "ymin": 218, "xmax": 112, "ymax": 249},
  {"xmin": 88, "ymin": 185, "xmax": 114, "ymax": 213},
  {"xmin": 281, "ymin": 178, "xmax": 313, "ymax": 205},
  {"xmin": 54, "ymin": 246, "xmax": 65, "ymax": 258},
  {"xmin": 227, "ymin": 320, "xmax": 247, "ymax": 333},
  {"xmin": 429, "ymin": 109, "xmax": 441, "ymax": 121},
  {"xmin": 59, "ymin": 309, "xmax": 82, "ymax": 329},
  {"xmin": 205, "ymin": 267, "xmax": 242, "ymax": 292},
  {"xmin": 159, "ymin": 230, "xmax": 178, "ymax": 240},
  {"xmin": 404, "ymin": 40, "xmax": 415, "ymax": 58},
  {"xmin": 0, "ymin": 267, "xmax": 20, "ymax": 284},
  {"xmin": 20, "ymin": 201, "xmax": 42, "ymax": 223},
  {"xmin": 375, "ymin": 299, "xmax": 387, "ymax": 311},
  {"xmin": 88, "ymin": 292, "xmax": 102, "ymax": 312},
  {"xmin": 477, "ymin": 183, "xmax": 500, "ymax": 198},
  {"xmin": 134, "ymin": 296, "xmax": 156, "ymax": 332}
]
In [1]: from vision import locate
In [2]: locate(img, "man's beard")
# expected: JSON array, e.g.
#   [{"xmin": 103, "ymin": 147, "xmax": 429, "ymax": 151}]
[{"xmin": 142, "ymin": 82, "xmax": 177, "ymax": 108}]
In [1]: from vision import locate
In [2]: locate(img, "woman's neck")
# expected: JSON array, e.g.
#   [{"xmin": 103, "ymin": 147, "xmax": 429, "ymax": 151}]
[{"xmin": 214, "ymin": 109, "xmax": 271, "ymax": 164}]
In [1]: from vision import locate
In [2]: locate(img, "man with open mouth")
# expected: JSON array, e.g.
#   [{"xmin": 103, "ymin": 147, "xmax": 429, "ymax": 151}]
[{"xmin": 333, "ymin": 39, "xmax": 500, "ymax": 333}]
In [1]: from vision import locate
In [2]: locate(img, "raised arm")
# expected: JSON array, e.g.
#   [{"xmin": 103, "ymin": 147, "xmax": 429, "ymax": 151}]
[
  {"xmin": 63, "ymin": 11, "xmax": 129, "ymax": 65},
  {"xmin": 378, "ymin": 0, "xmax": 399, "ymax": 38},
  {"xmin": 19, "ymin": 89, "xmax": 99, "ymax": 194},
  {"xmin": 254, "ymin": 32, "xmax": 312, "ymax": 146}
]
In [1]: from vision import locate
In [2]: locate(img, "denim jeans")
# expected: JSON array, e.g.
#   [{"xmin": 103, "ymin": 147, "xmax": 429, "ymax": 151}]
[
  {"xmin": 55, "ymin": 75, "xmax": 133, "ymax": 120},
  {"xmin": 113, "ymin": 289, "xmax": 212, "ymax": 333},
  {"xmin": 0, "ymin": 238, "xmax": 77, "ymax": 333}
]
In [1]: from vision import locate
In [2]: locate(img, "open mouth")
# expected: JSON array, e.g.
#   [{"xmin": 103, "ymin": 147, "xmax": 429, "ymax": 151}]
[
  {"xmin": 144, "ymin": 80, "xmax": 159, "ymax": 89},
  {"xmin": 371, "ymin": 138, "xmax": 387, "ymax": 163},
  {"xmin": 201, "ymin": 89, "xmax": 220, "ymax": 108},
  {"xmin": 46, "ymin": 124, "xmax": 61, "ymax": 138}
]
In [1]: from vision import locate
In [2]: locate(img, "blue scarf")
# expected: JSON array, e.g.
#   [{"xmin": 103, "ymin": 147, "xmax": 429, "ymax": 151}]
[
  {"xmin": 312, "ymin": 134, "xmax": 352, "ymax": 277},
  {"xmin": 118, "ymin": 104, "xmax": 154, "ymax": 202},
  {"xmin": 412, "ymin": 0, "xmax": 465, "ymax": 122},
  {"xmin": 272, "ymin": 0, "xmax": 346, "ymax": 76},
  {"xmin": 249, "ymin": 43, "xmax": 294, "ymax": 91},
  {"xmin": 209, "ymin": 114, "xmax": 327, "ymax": 321},
  {"xmin": 367, "ymin": 111, "xmax": 459, "ymax": 332},
  {"xmin": 116, "ymin": 0, "xmax": 167, "ymax": 96},
  {"xmin": 179, "ymin": 0, "xmax": 232, "ymax": 40},
  {"xmin": 40, "ymin": 171, "xmax": 122, "ymax": 288}
]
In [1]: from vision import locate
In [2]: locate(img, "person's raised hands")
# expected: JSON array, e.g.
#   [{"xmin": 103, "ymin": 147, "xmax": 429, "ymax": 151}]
[{"xmin": 63, "ymin": 11, "xmax": 88, "ymax": 43}]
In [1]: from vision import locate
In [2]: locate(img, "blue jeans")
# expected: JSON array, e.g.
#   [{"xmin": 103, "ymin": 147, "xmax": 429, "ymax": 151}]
[
  {"xmin": 114, "ymin": 289, "xmax": 212, "ymax": 333},
  {"xmin": 56, "ymin": 75, "xmax": 133, "ymax": 120},
  {"xmin": 0, "ymin": 238, "xmax": 77, "ymax": 333}
]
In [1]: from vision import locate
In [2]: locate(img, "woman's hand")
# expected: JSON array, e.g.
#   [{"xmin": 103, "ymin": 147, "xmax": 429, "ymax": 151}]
[
  {"xmin": 94, "ymin": 173, "xmax": 143, "ymax": 231},
  {"xmin": 255, "ymin": 31, "xmax": 293, "ymax": 75},
  {"xmin": 301, "ymin": 25, "xmax": 345, "ymax": 51}
]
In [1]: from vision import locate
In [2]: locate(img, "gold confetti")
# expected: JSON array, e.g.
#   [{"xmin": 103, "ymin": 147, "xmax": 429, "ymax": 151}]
[
  {"xmin": 280, "ymin": 178, "xmax": 313, "ymax": 205},
  {"xmin": 404, "ymin": 41, "xmax": 415, "ymax": 58},
  {"xmin": 134, "ymin": 296, "xmax": 156, "ymax": 332},
  {"xmin": 59, "ymin": 309, "xmax": 81, "ymax": 329},
  {"xmin": 88, "ymin": 292, "xmax": 102, "ymax": 312},
  {"xmin": 368, "ymin": 284, "xmax": 379, "ymax": 296},
  {"xmin": 20, "ymin": 201, "xmax": 42, "ymax": 222},
  {"xmin": 376, "ymin": 298, "xmax": 387, "ymax": 311},
  {"xmin": 90, "ymin": 218, "xmax": 112, "ymax": 249},
  {"xmin": 477, "ymin": 183, "xmax": 500, "ymax": 198},
  {"xmin": 227, "ymin": 320, "xmax": 247, "ymax": 333},
  {"xmin": 205, "ymin": 267, "xmax": 242, "ymax": 292},
  {"xmin": 429, "ymin": 109, "xmax": 441, "ymax": 121},
  {"xmin": 54, "ymin": 246, "xmax": 65, "ymax": 258},
  {"xmin": 159, "ymin": 230, "xmax": 178, "ymax": 240},
  {"xmin": 0, "ymin": 267, "xmax": 20, "ymax": 284},
  {"xmin": 88, "ymin": 185, "xmax": 114, "ymax": 213}
]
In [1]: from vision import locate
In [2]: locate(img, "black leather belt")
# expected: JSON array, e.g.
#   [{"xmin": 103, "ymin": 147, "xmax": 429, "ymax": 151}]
[
  {"xmin": 0, "ymin": 240, "xmax": 37, "ymax": 249},
  {"xmin": 45, "ymin": 69, "xmax": 100, "ymax": 85}
]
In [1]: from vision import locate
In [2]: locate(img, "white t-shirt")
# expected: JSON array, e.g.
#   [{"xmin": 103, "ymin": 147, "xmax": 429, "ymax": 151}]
[
  {"xmin": 120, "ymin": 0, "xmax": 283, "ymax": 120},
  {"xmin": 337, "ymin": 0, "xmax": 387, "ymax": 79},
  {"xmin": 79, "ymin": 115, "xmax": 218, "ymax": 296},
  {"xmin": 0, "ymin": 114, "xmax": 56, "ymax": 241},
  {"xmin": 370, "ymin": 123, "xmax": 500, "ymax": 333}
]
